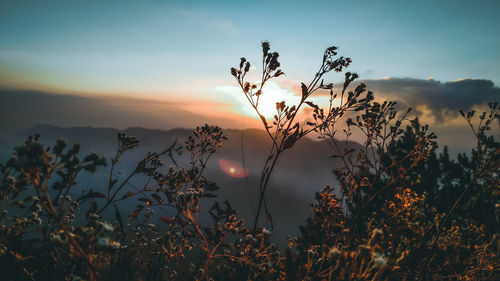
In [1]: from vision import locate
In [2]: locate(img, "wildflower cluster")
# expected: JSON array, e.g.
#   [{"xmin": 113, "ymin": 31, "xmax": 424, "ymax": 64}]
[{"xmin": 0, "ymin": 44, "xmax": 498, "ymax": 281}]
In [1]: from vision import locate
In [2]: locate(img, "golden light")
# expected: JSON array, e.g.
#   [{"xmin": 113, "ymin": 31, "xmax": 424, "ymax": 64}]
[
  {"xmin": 247, "ymin": 82, "xmax": 302, "ymax": 118},
  {"xmin": 215, "ymin": 82, "xmax": 301, "ymax": 119},
  {"xmin": 214, "ymin": 81, "xmax": 333, "ymax": 127}
]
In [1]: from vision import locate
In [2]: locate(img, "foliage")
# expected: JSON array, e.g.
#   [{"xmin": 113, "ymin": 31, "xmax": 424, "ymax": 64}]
[
  {"xmin": 0, "ymin": 44, "xmax": 499, "ymax": 281},
  {"xmin": 231, "ymin": 42, "xmax": 372, "ymax": 231}
]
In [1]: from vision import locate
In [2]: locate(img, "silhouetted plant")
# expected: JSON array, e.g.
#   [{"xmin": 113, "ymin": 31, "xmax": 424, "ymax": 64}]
[
  {"xmin": 231, "ymin": 42, "xmax": 373, "ymax": 231},
  {"xmin": 0, "ymin": 43, "xmax": 498, "ymax": 281}
]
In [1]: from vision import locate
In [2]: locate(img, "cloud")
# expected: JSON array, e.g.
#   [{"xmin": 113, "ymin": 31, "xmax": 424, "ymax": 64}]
[{"xmin": 360, "ymin": 77, "xmax": 499, "ymax": 120}]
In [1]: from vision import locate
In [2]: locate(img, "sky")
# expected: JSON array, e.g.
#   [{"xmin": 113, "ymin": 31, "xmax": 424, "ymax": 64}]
[{"xmin": 0, "ymin": 0, "xmax": 499, "ymax": 149}]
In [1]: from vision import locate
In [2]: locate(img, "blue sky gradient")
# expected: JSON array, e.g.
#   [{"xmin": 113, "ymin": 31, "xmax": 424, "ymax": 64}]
[{"xmin": 1, "ymin": 0, "xmax": 499, "ymax": 98}]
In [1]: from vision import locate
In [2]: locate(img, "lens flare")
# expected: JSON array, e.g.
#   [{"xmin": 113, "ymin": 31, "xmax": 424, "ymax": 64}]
[{"xmin": 218, "ymin": 158, "xmax": 248, "ymax": 178}]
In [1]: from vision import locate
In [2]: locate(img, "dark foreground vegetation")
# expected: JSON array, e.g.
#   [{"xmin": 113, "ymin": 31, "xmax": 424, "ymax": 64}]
[{"xmin": 1, "ymin": 43, "xmax": 499, "ymax": 280}]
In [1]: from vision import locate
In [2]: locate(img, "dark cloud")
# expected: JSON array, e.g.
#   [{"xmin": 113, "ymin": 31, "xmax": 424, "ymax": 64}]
[{"xmin": 361, "ymin": 78, "xmax": 500, "ymax": 120}]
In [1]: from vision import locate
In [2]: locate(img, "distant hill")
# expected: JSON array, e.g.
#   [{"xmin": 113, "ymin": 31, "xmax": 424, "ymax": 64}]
[
  {"xmin": 10, "ymin": 124, "xmax": 360, "ymax": 196},
  {"xmin": 0, "ymin": 124, "xmax": 361, "ymax": 242}
]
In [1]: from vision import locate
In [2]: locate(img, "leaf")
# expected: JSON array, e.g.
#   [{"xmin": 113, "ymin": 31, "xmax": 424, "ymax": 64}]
[
  {"xmin": 151, "ymin": 193, "xmax": 163, "ymax": 203},
  {"xmin": 161, "ymin": 243, "xmax": 169, "ymax": 254},
  {"xmin": 92, "ymin": 192, "xmax": 106, "ymax": 198},
  {"xmin": 114, "ymin": 203, "xmax": 123, "ymax": 231},
  {"xmin": 283, "ymin": 128, "xmax": 300, "ymax": 149},
  {"xmin": 305, "ymin": 101, "xmax": 319, "ymax": 110},
  {"xmin": 122, "ymin": 191, "xmax": 134, "ymax": 199},
  {"xmin": 345, "ymin": 148, "xmax": 355, "ymax": 155},
  {"xmin": 108, "ymin": 178, "xmax": 118, "ymax": 190},
  {"xmin": 274, "ymin": 69, "xmax": 284, "ymax": 77},
  {"xmin": 163, "ymin": 139, "xmax": 177, "ymax": 154},
  {"xmin": 301, "ymin": 83, "xmax": 308, "ymax": 98},
  {"xmin": 259, "ymin": 114, "xmax": 268, "ymax": 127},
  {"xmin": 159, "ymin": 216, "xmax": 173, "ymax": 224},
  {"xmin": 276, "ymin": 101, "xmax": 285, "ymax": 111},
  {"xmin": 165, "ymin": 190, "xmax": 174, "ymax": 203},
  {"xmin": 132, "ymin": 209, "xmax": 140, "ymax": 219},
  {"xmin": 175, "ymin": 217, "xmax": 187, "ymax": 226}
]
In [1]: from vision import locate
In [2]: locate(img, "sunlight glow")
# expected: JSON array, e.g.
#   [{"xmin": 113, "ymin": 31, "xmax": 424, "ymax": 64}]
[
  {"xmin": 246, "ymin": 83, "xmax": 302, "ymax": 118},
  {"xmin": 216, "ymin": 82, "xmax": 301, "ymax": 119},
  {"xmin": 218, "ymin": 158, "xmax": 248, "ymax": 178}
]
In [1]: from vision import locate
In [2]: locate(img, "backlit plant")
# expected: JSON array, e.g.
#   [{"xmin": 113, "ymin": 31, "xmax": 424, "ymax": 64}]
[{"xmin": 0, "ymin": 44, "xmax": 498, "ymax": 281}]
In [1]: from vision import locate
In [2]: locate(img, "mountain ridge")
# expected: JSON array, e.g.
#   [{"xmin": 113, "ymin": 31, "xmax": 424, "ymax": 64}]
[{"xmin": 0, "ymin": 123, "xmax": 361, "ymax": 242}]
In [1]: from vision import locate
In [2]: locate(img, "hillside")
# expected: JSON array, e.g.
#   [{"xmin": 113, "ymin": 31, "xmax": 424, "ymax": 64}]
[{"xmin": 0, "ymin": 124, "xmax": 361, "ymax": 241}]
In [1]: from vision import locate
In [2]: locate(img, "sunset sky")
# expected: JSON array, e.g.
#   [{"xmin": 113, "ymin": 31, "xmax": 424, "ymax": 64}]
[{"xmin": 0, "ymin": 0, "xmax": 499, "ymax": 147}]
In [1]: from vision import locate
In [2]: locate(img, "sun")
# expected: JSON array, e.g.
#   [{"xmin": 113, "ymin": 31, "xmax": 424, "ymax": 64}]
[
  {"xmin": 254, "ymin": 90, "xmax": 286, "ymax": 118},
  {"xmin": 242, "ymin": 82, "xmax": 301, "ymax": 119},
  {"xmin": 215, "ymin": 81, "xmax": 333, "ymax": 124}
]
